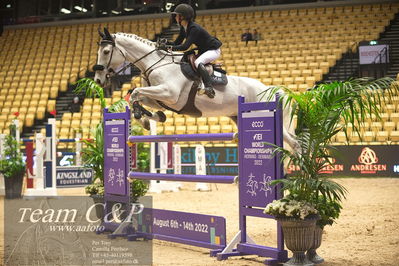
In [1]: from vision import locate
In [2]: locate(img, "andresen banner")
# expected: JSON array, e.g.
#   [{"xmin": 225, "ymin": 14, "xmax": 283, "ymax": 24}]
[{"xmin": 180, "ymin": 145, "xmax": 399, "ymax": 177}]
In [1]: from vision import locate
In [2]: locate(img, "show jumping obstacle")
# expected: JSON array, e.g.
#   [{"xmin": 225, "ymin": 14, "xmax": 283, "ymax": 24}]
[
  {"xmin": 19, "ymin": 118, "xmax": 91, "ymax": 196},
  {"xmin": 101, "ymin": 96, "xmax": 288, "ymax": 264}
]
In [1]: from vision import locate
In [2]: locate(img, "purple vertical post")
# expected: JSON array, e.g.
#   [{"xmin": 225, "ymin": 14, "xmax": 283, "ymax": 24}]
[
  {"xmin": 217, "ymin": 95, "xmax": 287, "ymax": 264},
  {"xmin": 102, "ymin": 106, "xmax": 131, "ymax": 233}
]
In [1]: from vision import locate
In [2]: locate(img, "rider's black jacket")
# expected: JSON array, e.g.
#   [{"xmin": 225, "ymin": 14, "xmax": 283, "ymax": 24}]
[{"xmin": 171, "ymin": 21, "xmax": 222, "ymax": 55}]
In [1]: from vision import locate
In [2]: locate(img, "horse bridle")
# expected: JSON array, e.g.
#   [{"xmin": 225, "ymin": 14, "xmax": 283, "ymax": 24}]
[
  {"xmin": 93, "ymin": 39, "xmax": 127, "ymax": 78},
  {"xmin": 93, "ymin": 38, "xmax": 181, "ymax": 84}
]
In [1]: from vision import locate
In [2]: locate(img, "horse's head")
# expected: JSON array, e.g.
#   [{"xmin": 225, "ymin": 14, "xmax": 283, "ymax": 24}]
[{"xmin": 94, "ymin": 28, "xmax": 126, "ymax": 87}]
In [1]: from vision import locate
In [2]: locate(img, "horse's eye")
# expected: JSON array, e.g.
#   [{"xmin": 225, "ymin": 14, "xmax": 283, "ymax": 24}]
[{"xmin": 104, "ymin": 50, "xmax": 110, "ymax": 55}]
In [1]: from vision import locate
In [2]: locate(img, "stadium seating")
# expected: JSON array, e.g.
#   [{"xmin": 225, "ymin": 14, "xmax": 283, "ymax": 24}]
[{"xmin": 1, "ymin": 3, "xmax": 398, "ymax": 147}]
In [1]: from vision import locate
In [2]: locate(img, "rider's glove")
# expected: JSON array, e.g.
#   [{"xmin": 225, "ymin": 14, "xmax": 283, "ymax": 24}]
[
  {"xmin": 157, "ymin": 42, "xmax": 167, "ymax": 50},
  {"xmin": 156, "ymin": 38, "xmax": 171, "ymax": 51}
]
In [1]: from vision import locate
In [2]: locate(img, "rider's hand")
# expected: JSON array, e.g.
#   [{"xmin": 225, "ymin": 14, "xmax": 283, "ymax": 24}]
[
  {"xmin": 158, "ymin": 43, "xmax": 172, "ymax": 52},
  {"xmin": 157, "ymin": 42, "xmax": 167, "ymax": 50}
]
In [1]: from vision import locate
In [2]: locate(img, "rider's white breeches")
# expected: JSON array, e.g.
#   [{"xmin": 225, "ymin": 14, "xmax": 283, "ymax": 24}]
[{"xmin": 195, "ymin": 49, "xmax": 221, "ymax": 68}]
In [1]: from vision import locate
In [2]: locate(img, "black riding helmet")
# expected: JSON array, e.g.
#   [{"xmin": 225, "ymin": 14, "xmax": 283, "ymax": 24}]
[{"xmin": 172, "ymin": 4, "xmax": 194, "ymax": 21}]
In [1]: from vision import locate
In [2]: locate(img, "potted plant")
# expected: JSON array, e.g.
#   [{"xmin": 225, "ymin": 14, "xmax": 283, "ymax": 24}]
[
  {"xmin": 262, "ymin": 77, "xmax": 399, "ymax": 265},
  {"xmin": 0, "ymin": 122, "xmax": 25, "ymax": 199}
]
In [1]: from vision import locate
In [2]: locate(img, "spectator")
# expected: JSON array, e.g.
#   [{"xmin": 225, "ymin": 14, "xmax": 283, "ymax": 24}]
[
  {"xmin": 68, "ymin": 96, "xmax": 81, "ymax": 113},
  {"xmin": 252, "ymin": 29, "xmax": 261, "ymax": 45},
  {"xmin": 241, "ymin": 28, "xmax": 253, "ymax": 46}
]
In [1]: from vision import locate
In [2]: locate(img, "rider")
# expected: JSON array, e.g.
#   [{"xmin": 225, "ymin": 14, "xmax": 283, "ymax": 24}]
[{"xmin": 169, "ymin": 3, "xmax": 222, "ymax": 98}]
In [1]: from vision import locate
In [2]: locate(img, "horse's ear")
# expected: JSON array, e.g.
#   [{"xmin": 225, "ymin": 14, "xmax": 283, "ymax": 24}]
[
  {"xmin": 98, "ymin": 27, "xmax": 105, "ymax": 39},
  {"xmin": 104, "ymin": 27, "xmax": 113, "ymax": 41}
]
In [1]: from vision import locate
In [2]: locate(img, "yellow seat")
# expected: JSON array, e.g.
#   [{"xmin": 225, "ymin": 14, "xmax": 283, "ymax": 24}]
[
  {"xmin": 376, "ymin": 131, "xmax": 388, "ymax": 142},
  {"xmin": 196, "ymin": 117, "xmax": 208, "ymax": 126},
  {"xmin": 175, "ymin": 125, "xmax": 186, "ymax": 135},
  {"xmin": 209, "ymin": 125, "xmax": 221, "ymax": 133},
  {"xmin": 294, "ymin": 77, "xmax": 305, "ymax": 85},
  {"xmin": 383, "ymin": 121, "xmax": 395, "ymax": 133},
  {"xmin": 305, "ymin": 76, "xmax": 316, "ymax": 87},
  {"xmin": 221, "ymin": 124, "xmax": 233, "ymax": 133},
  {"xmin": 270, "ymin": 71, "xmax": 280, "ymax": 78},
  {"xmin": 207, "ymin": 117, "xmax": 219, "ymax": 125},
  {"xmin": 363, "ymin": 131, "xmax": 374, "ymax": 142},
  {"xmin": 277, "ymin": 64, "xmax": 287, "ymax": 71},
  {"xmin": 267, "ymin": 64, "xmax": 277, "ymax": 71},
  {"xmin": 187, "ymin": 125, "xmax": 198, "ymax": 134},
  {"xmin": 390, "ymin": 113, "xmax": 399, "ymax": 123},
  {"xmin": 219, "ymin": 117, "xmax": 231, "ymax": 125},
  {"xmin": 174, "ymin": 117, "xmax": 185, "ymax": 126},
  {"xmin": 198, "ymin": 125, "xmax": 209, "ymax": 134},
  {"xmin": 259, "ymin": 71, "xmax": 269, "ymax": 79},
  {"xmin": 36, "ymin": 106, "xmax": 46, "ymax": 120},
  {"xmin": 390, "ymin": 131, "xmax": 399, "ymax": 141},
  {"xmin": 298, "ymin": 84, "xmax": 308, "ymax": 92},
  {"xmin": 336, "ymin": 131, "xmax": 347, "ymax": 143},
  {"xmin": 302, "ymin": 69, "xmax": 312, "ymax": 77},
  {"xmin": 272, "ymin": 77, "xmax": 283, "ymax": 85},
  {"xmin": 185, "ymin": 117, "xmax": 196, "ymax": 126},
  {"xmin": 283, "ymin": 77, "xmax": 294, "ymax": 86},
  {"xmin": 71, "ymin": 120, "xmax": 81, "ymax": 129},
  {"xmin": 249, "ymin": 72, "xmax": 259, "ymax": 79}
]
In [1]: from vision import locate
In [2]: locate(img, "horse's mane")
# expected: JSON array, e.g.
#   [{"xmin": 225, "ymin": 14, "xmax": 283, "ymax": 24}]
[{"xmin": 114, "ymin": 32, "xmax": 156, "ymax": 47}]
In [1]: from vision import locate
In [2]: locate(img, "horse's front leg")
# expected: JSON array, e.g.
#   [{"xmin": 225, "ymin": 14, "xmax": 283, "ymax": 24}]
[
  {"xmin": 131, "ymin": 84, "xmax": 178, "ymax": 104},
  {"xmin": 130, "ymin": 85, "xmax": 174, "ymax": 130}
]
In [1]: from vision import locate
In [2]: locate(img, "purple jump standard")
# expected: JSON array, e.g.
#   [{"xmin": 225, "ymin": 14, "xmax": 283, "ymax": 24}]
[{"xmin": 102, "ymin": 96, "xmax": 288, "ymax": 264}]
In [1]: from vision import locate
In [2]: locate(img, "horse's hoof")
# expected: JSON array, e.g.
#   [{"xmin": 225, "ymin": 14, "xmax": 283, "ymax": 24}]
[
  {"xmin": 132, "ymin": 101, "xmax": 142, "ymax": 119},
  {"xmin": 134, "ymin": 112, "xmax": 142, "ymax": 120},
  {"xmin": 142, "ymin": 118, "xmax": 150, "ymax": 130},
  {"xmin": 156, "ymin": 111, "xmax": 166, "ymax": 123},
  {"xmin": 205, "ymin": 88, "xmax": 215, "ymax": 98}
]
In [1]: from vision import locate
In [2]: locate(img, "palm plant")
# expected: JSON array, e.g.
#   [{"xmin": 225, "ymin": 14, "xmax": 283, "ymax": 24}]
[{"xmin": 261, "ymin": 77, "xmax": 399, "ymax": 225}]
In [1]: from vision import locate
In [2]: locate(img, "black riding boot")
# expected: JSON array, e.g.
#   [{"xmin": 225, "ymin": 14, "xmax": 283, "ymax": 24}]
[{"xmin": 197, "ymin": 63, "xmax": 215, "ymax": 98}]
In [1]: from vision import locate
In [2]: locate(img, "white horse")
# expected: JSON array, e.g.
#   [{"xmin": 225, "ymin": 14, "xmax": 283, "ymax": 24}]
[{"xmin": 93, "ymin": 28, "xmax": 299, "ymax": 151}]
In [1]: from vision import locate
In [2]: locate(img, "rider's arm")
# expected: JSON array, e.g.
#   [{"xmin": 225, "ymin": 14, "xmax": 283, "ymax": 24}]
[
  {"xmin": 171, "ymin": 27, "xmax": 198, "ymax": 51},
  {"xmin": 173, "ymin": 26, "xmax": 185, "ymax": 45}
]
